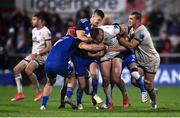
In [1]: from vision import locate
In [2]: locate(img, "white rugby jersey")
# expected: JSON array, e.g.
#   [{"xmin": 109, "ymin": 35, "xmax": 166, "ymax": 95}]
[
  {"xmin": 31, "ymin": 26, "xmax": 51, "ymax": 54},
  {"xmin": 98, "ymin": 25, "xmax": 120, "ymax": 48}
]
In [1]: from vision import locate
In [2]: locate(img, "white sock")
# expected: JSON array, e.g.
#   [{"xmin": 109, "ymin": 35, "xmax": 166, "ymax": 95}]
[
  {"xmin": 29, "ymin": 73, "xmax": 41, "ymax": 92},
  {"xmin": 15, "ymin": 74, "xmax": 23, "ymax": 93}
]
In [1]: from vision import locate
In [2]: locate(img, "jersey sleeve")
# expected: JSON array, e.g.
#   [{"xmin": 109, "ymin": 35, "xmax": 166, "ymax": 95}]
[
  {"xmin": 76, "ymin": 18, "xmax": 89, "ymax": 31},
  {"xmin": 100, "ymin": 25, "xmax": 121, "ymax": 39},
  {"xmin": 43, "ymin": 28, "xmax": 52, "ymax": 40},
  {"xmin": 112, "ymin": 24, "xmax": 121, "ymax": 35},
  {"xmin": 134, "ymin": 30, "xmax": 145, "ymax": 42}
]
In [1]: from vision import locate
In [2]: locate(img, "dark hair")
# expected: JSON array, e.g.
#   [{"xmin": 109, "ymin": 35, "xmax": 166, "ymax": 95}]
[
  {"xmin": 93, "ymin": 9, "xmax": 104, "ymax": 19},
  {"xmin": 33, "ymin": 13, "xmax": 46, "ymax": 23},
  {"xmin": 90, "ymin": 28, "xmax": 100, "ymax": 39},
  {"xmin": 131, "ymin": 11, "xmax": 141, "ymax": 21}
]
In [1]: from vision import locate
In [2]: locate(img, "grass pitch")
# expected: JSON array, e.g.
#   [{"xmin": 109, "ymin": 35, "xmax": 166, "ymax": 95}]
[{"xmin": 0, "ymin": 86, "xmax": 180, "ymax": 117}]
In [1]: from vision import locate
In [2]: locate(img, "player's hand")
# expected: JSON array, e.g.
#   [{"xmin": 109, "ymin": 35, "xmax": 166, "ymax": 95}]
[
  {"xmin": 97, "ymin": 50, "xmax": 105, "ymax": 57},
  {"xmin": 30, "ymin": 53, "xmax": 38, "ymax": 60},
  {"xmin": 120, "ymin": 24, "xmax": 128, "ymax": 36},
  {"xmin": 98, "ymin": 43, "xmax": 106, "ymax": 50}
]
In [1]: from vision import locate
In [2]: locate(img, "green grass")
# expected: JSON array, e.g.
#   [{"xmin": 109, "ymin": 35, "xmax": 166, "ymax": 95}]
[{"xmin": 0, "ymin": 86, "xmax": 180, "ymax": 117}]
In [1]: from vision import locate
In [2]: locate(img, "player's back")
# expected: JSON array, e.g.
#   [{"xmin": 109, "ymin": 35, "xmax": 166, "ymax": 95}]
[
  {"xmin": 47, "ymin": 35, "xmax": 75, "ymax": 61},
  {"xmin": 98, "ymin": 25, "xmax": 120, "ymax": 48}
]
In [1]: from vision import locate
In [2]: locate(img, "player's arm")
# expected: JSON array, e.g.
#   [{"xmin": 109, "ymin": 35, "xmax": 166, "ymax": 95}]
[
  {"xmin": 78, "ymin": 42, "xmax": 107, "ymax": 52},
  {"xmin": 76, "ymin": 19, "xmax": 92, "ymax": 42},
  {"xmin": 38, "ymin": 40, "xmax": 52, "ymax": 55},
  {"xmin": 87, "ymin": 51, "xmax": 105, "ymax": 57},
  {"xmin": 118, "ymin": 37, "xmax": 139, "ymax": 49},
  {"xmin": 76, "ymin": 30, "xmax": 92, "ymax": 42},
  {"xmin": 118, "ymin": 29, "xmax": 143, "ymax": 49},
  {"xmin": 107, "ymin": 45, "xmax": 127, "ymax": 52}
]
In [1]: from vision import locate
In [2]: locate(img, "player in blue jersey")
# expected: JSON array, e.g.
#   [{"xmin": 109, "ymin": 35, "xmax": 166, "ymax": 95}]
[
  {"xmin": 40, "ymin": 29, "xmax": 107, "ymax": 110},
  {"xmin": 74, "ymin": 9, "xmax": 105, "ymax": 109}
]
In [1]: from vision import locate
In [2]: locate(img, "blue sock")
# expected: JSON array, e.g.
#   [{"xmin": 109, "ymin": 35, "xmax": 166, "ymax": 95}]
[
  {"xmin": 137, "ymin": 76, "xmax": 147, "ymax": 92},
  {"xmin": 76, "ymin": 89, "xmax": 83, "ymax": 104},
  {"xmin": 41, "ymin": 96, "xmax": 49, "ymax": 107},
  {"xmin": 92, "ymin": 79, "xmax": 98, "ymax": 96},
  {"xmin": 105, "ymin": 97, "xmax": 109, "ymax": 106},
  {"xmin": 66, "ymin": 87, "xmax": 73, "ymax": 99}
]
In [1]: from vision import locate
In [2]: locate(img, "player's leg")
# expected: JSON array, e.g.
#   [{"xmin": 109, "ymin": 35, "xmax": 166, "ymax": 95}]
[
  {"xmin": 89, "ymin": 62, "xmax": 102, "ymax": 105},
  {"xmin": 100, "ymin": 60, "xmax": 113, "ymax": 110},
  {"xmin": 11, "ymin": 59, "xmax": 29, "ymax": 101},
  {"xmin": 111, "ymin": 57, "xmax": 129, "ymax": 108},
  {"xmin": 58, "ymin": 78, "xmax": 68, "ymax": 108},
  {"xmin": 25, "ymin": 60, "xmax": 42, "ymax": 101},
  {"xmin": 76, "ymin": 76, "xmax": 86, "ymax": 109},
  {"xmin": 40, "ymin": 73, "xmax": 57, "ymax": 110},
  {"xmin": 64, "ymin": 76, "xmax": 77, "ymax": 109},
  {"xmin": 129, "ymin": 63, "xmax": 148, "ymax": 103},
  {"xmin": 144, "ymin": 72, "xmax": 157, "ymax": 109}
]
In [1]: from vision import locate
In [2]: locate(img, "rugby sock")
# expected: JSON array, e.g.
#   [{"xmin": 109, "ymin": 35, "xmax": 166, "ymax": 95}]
[
  {"xmin": 15, "ymin": 74, "xmax": 23, "ymax": 93},
  {"xmin": 66, "ymin": 87, "xmax": 73, "ymax": 99},
  {"xmin": 147, "ymin": 88, "xmax": 157, "ymax": 103},
  {"xmin": 137, "ymin": 76, "xmax": 146, "ymax": 92},
  {"xmin": 29, "ymin": 73, "xmax": 41, "ymax": 92},
  {"xmin": 60, "ymin": 85, "xmax": 67, "ymax": 105},
  {"xmin": 76, "ymin": 88, "xmax": 83, "ymax": 104},
  {"xmin": 41, "ymin": 96, "xmax": 49, "ymax": 107},
  {"xmin": 92, "ymin": 79, "xmax": 98, "ymax": 96},
  {"xmin": 105, "ymin": 97, "xmax": 109, "ymax": 106}
]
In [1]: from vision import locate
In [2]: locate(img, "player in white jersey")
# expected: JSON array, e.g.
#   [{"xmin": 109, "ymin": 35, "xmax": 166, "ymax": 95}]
[
  {"xmin": 11, "ymin": 13, "xmax": 52, "ymax": 102},
  {"xmin": 118, "ymin": 11, "xmax": 160, "ymax": 109},
  {"xmin": 96, "ymin": 24, "xmax": 129, "ymax": 109}
]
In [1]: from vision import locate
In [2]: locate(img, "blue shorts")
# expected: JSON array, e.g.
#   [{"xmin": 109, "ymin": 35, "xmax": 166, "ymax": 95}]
[
  {"xmin": 122, "ymin": 54, "xmax": 136, "ymax": 69},
  {"xmin": 72, "ymin": 55, "xmax": 95, "ymax": 77}
]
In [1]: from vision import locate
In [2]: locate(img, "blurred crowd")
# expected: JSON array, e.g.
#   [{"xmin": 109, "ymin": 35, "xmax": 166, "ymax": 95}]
[{"xmin": 0, "ymin": 2, "xmax": 180, "ymax": 70}]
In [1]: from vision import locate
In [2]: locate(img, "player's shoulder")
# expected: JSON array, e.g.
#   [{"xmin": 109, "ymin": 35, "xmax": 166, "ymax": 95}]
[
  {"xmin": 42, "ymin": 26, "xmax": 51, "ymax": 32},
  {"xmin": 32, "ymin": 27, "xmax": 37, "ymax": 32},
  {"xmin": 79, "ymin": 18, "xmax": 89, "ymax": 24}
]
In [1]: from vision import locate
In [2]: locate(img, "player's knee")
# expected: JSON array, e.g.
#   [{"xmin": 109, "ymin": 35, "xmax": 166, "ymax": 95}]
[
  {"xmin": 13, "ymin": 66, "xmax": 19, "ymax": 75},
  {"xmin": 48, "ymin": 78, "xmax": 56, "ymax": 86},
  {"xmin": 91, "ymin": 72, "xmax": 98, "ymax": 80},
  {"xmin": 102, "ymin": 80, "xmax": 110, "ymax": 88},
  {"xmin": 144, "ymin": 81, "xmax": 153, "ymax": 91},
  {"xmin": 131, "ymin": 68, "xmax": 140, "ymax": 79}
]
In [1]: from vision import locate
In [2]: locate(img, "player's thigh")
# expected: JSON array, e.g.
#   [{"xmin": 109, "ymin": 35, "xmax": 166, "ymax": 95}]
[
  {"xmin": 13, "ymin": 59, "xmax": 28, "ymax": 74},
  {"xmin": 25, "ymin": 61, "xmax": 38, "ymax": 75},
  {"xmin": 100, "ymin": 60, "xmax": 111, "ymax": 79},
  {"xmin": 100, "ymin": 60, "xmax": 111, "ymax": 87},
  {"xmin": 111, "ymin": 58, "xmax": 122, "ymax": 78}
]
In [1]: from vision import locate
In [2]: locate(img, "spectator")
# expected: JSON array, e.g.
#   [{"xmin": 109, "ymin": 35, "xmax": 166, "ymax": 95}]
[{"xmin": 149, "ymin": 3, "xmax": 164, "ymax": 36}]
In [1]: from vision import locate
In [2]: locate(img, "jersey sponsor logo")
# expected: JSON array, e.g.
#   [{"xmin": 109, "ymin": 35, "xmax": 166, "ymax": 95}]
[{"xmin": 139, "ymin": 32, "xmax": 144, "ymax": 40}]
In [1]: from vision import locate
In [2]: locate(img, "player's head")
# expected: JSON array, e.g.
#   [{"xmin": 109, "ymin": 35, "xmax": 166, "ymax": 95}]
[
  {"xmin": 32, "ymin": 13, "xmax": 45, "ymax": 27},
  {"xmin": 90, "ymin": 28, "xmax": 104, "ymax": 44},
  {"xmin": 128, "ymin": 11, "xmax": 141, "ymax": 28},
  {"xmin": 90, "ymin": 9, "xmax": 104, "ymax": 27}
]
